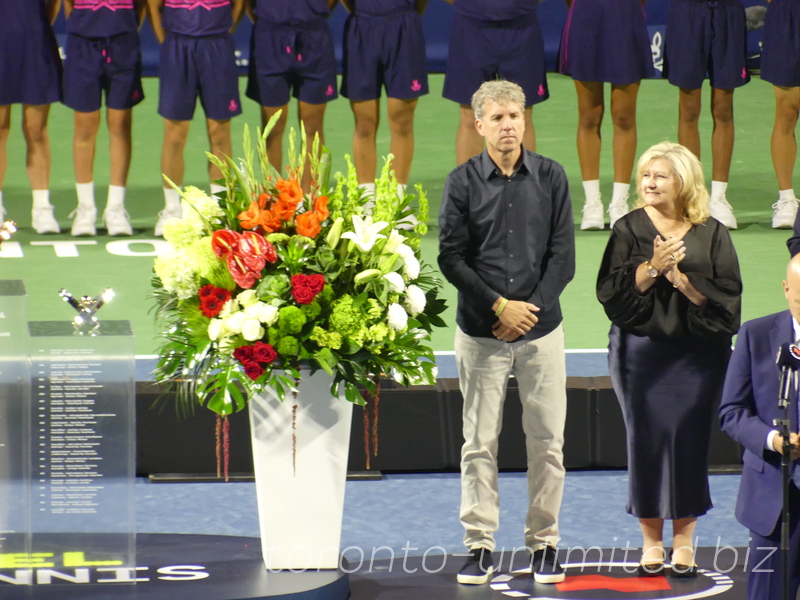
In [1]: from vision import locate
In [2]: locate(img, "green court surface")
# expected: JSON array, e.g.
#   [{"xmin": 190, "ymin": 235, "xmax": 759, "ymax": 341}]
[{"xmin": 0, "ymin": 74, "xmax": 791, "ymax": 356}]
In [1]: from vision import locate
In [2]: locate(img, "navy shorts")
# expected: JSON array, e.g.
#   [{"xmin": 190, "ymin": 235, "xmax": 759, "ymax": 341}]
[
  {"xmin": 663, "ymin": 0, "xmax": 749, "ymax": 90},
  {"xmin": 761, "ymin": 0, "xmax": 800, "ymax": 88},
  {"xmin": 0, "ymin": 21, "xmax": 61, "ymax": 105},
  {"xmin": 63, "ymin": 31, "xmax": 144, "ymax": 112},
  {"xmin": 341, "ymin": 11, "xmax": 428, "ymax": 101},
  {"xmin": 158, "ymin": 32, "xmax": 242, "ymax": 121},
  {"xmin": 246, "ymin": 18, "xmax": 338, "ymax": 107},
  {"xmin": 558, "ymin": 0, "xmax": 654, "ymax": 85},
  {"xmin": 442, "ymin": 12, "xmax": 548, "ymax": 107}
]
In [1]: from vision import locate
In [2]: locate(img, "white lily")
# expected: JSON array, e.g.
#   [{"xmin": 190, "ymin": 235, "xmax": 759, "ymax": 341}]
[{"xmin": 340, "ymin": 215, "xmax": 389, "ymax": 252}]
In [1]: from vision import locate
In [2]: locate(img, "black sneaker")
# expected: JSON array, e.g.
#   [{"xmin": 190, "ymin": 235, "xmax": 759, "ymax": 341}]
[
  {"xmin": 531, "ymin": 546, "xmax": 565, "ymax": 584},
  {"xmin": 457, "ymin": 548, "xmax": 494, "ymax": 585}
]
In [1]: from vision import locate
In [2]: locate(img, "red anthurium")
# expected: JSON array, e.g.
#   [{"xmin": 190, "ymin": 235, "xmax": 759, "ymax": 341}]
[
  {"xmin": 227, "ymin": 254, "xmax": 258, "ymax": 289},
  {"xmin": 211, "ymin": 229, "xmax": 240, "ymax": 258}
]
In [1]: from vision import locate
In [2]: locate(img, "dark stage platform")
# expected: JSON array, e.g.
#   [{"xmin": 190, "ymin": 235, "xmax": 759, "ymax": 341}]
[{"xmin": 0, "ymin": 535, "xmax": 753, "ymax": 600}]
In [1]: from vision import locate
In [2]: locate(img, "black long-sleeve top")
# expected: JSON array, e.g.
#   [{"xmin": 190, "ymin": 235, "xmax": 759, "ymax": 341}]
[
  {"xmin": 438, "ymin": 149, "xmax": 575, "ymax": 340},
  {"xmin": 596, "ymin": 209, "xmax": 742, "ymax": 343}
]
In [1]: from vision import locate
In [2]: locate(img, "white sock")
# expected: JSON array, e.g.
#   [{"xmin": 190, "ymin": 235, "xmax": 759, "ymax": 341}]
[
  {"xmin": 779, "ymin": 189, "xmax": 797, "ymax": 202},
  {"xmin": 611, "ymin": 182, "xmax": 630, "ymax": 204},
  {"xmin": 106, "ymin": 185, "xmax": 126, "ymax": 210},
  {"xmin": 210, "ymin": 183, "xmax": 226, "ymax": 196},
  {"xmin": 163, "ymin": 188, "xmax": 181, "ymax": 211},
  {"xmin": 32, "ymin": 189, "xmax": 51, "ymax": 209},
  {"xmin": 358, "ymin": 182, "xmax": 376, "ymax": 199},
  {"xmin": 582, "ymin": 180, "xmax": 601, "ymax": 204},
  {"xmin": 397, "ymin": 183, "xmax": 407, "ymax": 198},
  {"xmin": 710, "ymin": 181, "xmax": 728, "ymax": 199},
  {"xmin": 75, "ymin": 182, "xmax": 95, "ymax": 208}
]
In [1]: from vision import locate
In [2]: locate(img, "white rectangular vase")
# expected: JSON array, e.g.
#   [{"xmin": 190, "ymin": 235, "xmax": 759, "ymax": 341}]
[{"xmin": 248, "ymin": 369, "xmax": 353, "ymax": 571}]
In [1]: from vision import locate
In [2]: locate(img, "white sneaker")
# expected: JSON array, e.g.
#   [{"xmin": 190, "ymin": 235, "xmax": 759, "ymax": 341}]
[
  {"xmin": 709, "ymin": 196, "xmax": 737, "ymax": 229},
  {"xmin": 32, "ymin": 205, "xmax": 61, "ymax": 234},
  {"xmin": 69, "ymin": 204, "xmax": 97, "ymax": 236},
  {"xmin": 103, "ymin": 206, "xmax": 133, "ymax": 236},
  {"xmin": 154, "ymin": 206, "xmax": 182, "ymax": 237},
  {"xmin": 772, "ymin": 197, "xmax": 799, "ymax": 229},
  {"xmin": 580, "ymin": 198, "xmax": 604, "ymax": 230},
  {"xmin": 608, "ymin": 194, "xmax": 629, "ymax": 229}
]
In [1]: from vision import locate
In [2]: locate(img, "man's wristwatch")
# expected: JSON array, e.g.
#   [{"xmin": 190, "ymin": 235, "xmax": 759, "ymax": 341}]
[{"xmin": 644, "ymin": 260, "xmax": 659, "ymax": 278}]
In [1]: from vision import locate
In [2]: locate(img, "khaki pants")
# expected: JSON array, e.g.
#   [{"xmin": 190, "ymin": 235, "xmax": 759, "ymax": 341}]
[{"xmin": 455, "ymin": 324, "xmax": 567, "ymax": 552}]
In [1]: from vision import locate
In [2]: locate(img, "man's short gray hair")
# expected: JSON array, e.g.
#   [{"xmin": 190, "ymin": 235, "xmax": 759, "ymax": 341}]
[{"xmin": 471, "ymin": 80, "xmax": 527, "ymax": 120}]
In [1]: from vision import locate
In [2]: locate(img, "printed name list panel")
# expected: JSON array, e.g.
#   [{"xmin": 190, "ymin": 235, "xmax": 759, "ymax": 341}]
[
  {"xmin": 0, "ymin": 281, "xmax": 30, "ymax": 555},
  {"xmin": 28, "ymin": 321, "xmax": 135, "ymax": 536}
]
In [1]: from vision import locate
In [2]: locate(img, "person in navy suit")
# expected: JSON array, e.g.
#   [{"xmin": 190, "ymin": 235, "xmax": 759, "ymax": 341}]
[
  {"xmin": 719, "ymin": 253, "xmax": 800, "ymax": 600},
  {"xmin": 788, "ymin": 213, "xmax": 800, "ymax": 256}
]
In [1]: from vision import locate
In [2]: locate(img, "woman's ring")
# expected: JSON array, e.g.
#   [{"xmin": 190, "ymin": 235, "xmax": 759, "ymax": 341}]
[{"xmin": 670, "ymin": 254, "xmax": 676, "ymax": 262}]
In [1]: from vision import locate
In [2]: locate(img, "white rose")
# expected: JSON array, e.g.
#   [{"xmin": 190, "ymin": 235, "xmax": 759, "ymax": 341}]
[
  {"xmin": 241, "ymin": 317, "xmax": 265, "ymax": 342},
  {"xmin": 237, "ymin": 289, "xmax": 258, "ymax": 308},
  {"xmin": 208, "ymin": 318, "xmax": 223, "ymax": 341},
  {"xmin": 258, "ymin": 304, "xmax": 279, "ymax": 326},
  {"xmin": 383, "ymin": 272, "xmax": 405, "ymax": 293},
  {"xmin": 223, "ymin": 311, "xmax": 246, "ymax": 333},
  {"xmin": 405, "ymin": 284, "xmax": 426, "ymax": 317},
  {"xmin": 244, "ymin": 300, "xmax": 265, "ymax": 317}
]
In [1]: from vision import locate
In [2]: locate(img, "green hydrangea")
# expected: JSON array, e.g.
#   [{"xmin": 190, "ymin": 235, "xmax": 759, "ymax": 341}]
[
  {"xmin": 309, "ymin": 326, "xmax": 342, "ymax": 350},
  {"xmin": 316, "ymin": 285, "xmax": 335, "ymax": 307},
  {"xmin": 366, "ymin": 298, "xmax": 383, "ymax": 321},
  {"xmin": 301, "ymin": 300, "xmax": 321, "ymax": 320},
  {"xmin": 367, "ymin": 323, "xmax": 389, "ymax": 343},
  {"xmin": 329, "ymin": 295, "xmax": 361, "ymax": 337},
  {"xmin": 278, "ymin": 305, "xmax": 307, "ymax": 334},
  {"xmin": 276, "ymin": 336, "xmax": 300, "ymax": 357},
  {"xmin": 266, "ymin": 233, "xmax": 291, "ymax": 246}
]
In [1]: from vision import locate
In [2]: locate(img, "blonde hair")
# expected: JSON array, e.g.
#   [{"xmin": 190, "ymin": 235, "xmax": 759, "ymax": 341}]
[
  {"xmin": 471, "ymin": 80, "xmax": 526, "ymax": 121},
  {"xmin": 633, "ymin": 141, "xmax": 710, "ymax": 225}
]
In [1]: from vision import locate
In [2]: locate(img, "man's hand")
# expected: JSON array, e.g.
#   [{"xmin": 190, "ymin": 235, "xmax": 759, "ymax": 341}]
[
  {"xmin": 493, "ymin": 299, "xmax": 539, "ymax": 336},
  {"xmin": 492, "ymin": 322, "xmax": 521, "ymax": 343},
  {"xmin": 772, "ymin": 432, "xmax": 800, "ymax": 460}
]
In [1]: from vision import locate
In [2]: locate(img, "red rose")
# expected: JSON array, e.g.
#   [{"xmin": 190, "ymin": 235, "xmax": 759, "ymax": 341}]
[
  {"xmin": 233, "ymin": 346, "xmax": 255, "ymax": 364},
  {"xmin": 292, "ymin": 285, "xmax": 315, "ymax": 305},
  {"xmin": 243, "ymin": 361, "xmax": 265, "ymax": 381},
  {"xmin": 198, "ymin": 284, "xmax": 215, "ymax": 299},
  {"xmin": 306, "ymin": 274, "xmax": 325, "ymax": 294},
  {"xmin": 291, "ymin": 274, "xmax": 307, "ymax": 288},
  {"xmin": 252, "ymin": 341, "xmax": 278, "ymax": 364}
]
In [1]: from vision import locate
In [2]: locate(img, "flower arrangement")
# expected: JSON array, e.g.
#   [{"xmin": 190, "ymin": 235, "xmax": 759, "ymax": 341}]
[{"xmin": 152, "ymin": 117, "xmax": 447, "ymax": 477}]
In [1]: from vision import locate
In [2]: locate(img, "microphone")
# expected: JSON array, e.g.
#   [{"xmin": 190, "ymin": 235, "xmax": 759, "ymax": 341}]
[{"xmin": 776, "ymin": 343, "xmax": 800, "ymax": 402}]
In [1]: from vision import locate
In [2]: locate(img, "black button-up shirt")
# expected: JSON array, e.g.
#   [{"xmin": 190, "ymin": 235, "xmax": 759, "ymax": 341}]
[{"xmin": 438, "ymin": 148, "xmax": 575, "ymax": 340}]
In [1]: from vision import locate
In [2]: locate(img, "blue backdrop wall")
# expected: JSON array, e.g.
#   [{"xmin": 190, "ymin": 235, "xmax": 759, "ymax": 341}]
[{"xmin": 51, "ymin": 0, "xmax": 768, "ymax": 77}]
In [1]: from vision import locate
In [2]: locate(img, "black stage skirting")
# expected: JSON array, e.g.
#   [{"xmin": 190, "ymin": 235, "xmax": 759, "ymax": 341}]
[{"xmin": 0, "ymin": 534, "xmax": 752, "ymax": 600}]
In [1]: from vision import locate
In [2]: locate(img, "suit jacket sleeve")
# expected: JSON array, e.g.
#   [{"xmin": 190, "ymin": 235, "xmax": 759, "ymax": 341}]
[
  {"xmin": 719, "ymin": 322, "xmax": 774, "ymax": 459},
  {"xmin": 788, "ymin": 209, "xmax": 800, "ymax": 257}
]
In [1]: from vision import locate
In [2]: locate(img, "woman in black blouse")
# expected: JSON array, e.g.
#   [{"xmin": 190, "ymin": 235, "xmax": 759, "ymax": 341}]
[{"xmin": 597, "ymin": 141, "xmax": 742, "ymax": 577}]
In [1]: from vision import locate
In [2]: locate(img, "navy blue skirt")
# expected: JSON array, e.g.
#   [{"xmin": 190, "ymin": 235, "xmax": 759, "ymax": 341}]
[{"xmin": 608, "ymin": 325, "xmax": 731, "ymax": 519}]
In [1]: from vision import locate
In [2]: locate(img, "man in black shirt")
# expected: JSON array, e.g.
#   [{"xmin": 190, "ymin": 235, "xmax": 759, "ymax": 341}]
[{"xmin": 438, "ymin": 80, "xmax": 575, "ymax": 586}]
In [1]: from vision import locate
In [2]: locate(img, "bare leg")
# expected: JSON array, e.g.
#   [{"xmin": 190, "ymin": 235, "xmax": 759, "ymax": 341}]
[
  {"xmin": 0, "ymin": 105, "xmax": 10, "ymax": 190},
  {"xmin": 22, "ymin": 104, "xmax": 52, "ymax": 190},
  {"xmin": 350, "ymin": 98, "xmax": 379, "ymax": 184},
  {"xmin": 609, "ymin": 82, "xmax": 640, "ymax": 184},
  {"xmin": 574, "ymin": 80, "xmax": 604, "ymax": 181},
  {"xmin": 387, "ymin": 97, "xmax": 418, "ymax": 184},
  {"xmin": 771, "ymin": 86, "xmax": 800, "ymax": 191},
  {"xmin": 298, "ymin": 100, "xmax": 327, "ymax": 189},
  {"xmin": 639, "ymin": 518, "xmax": 666, "ymax": 565},
  {"xmin": 73, "ymin": 110, "xmax": 101, "ymax": 184},
  {"xmin": 677, "ymin": 87, "xmax": 702, "ymax": 159},
  {"xmin": 161, "ymin": 118, "xmax": 190, "ymax": 188},
  {"xmin": 671, "ymin": 517, "xmax": 698, "ymax": 566},
  {"xmin": 261, "ymin": 104, "xmax": 288, "ymax": 174},
  {"xmin": 456, "ymin": 104, "xmax": 483, "ymax": 165},
  {"xmin": 522, "ymin": 106, "xmax": 536, "ymax": 153},
  {"xmin": 107, "ymin": 108, "xmax": 133, "ymax": 187},
  {"xmin": 206, "ymin": 118, "xmax": 232, "ymax": 183},
  {"xmin": 710, "ymin": 88, "xmax": 735, "ymax": 183}
]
